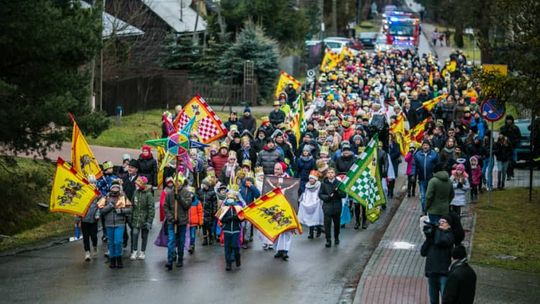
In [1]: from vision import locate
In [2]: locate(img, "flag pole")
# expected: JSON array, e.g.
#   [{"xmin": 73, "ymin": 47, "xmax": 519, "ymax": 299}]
[{"xmin": 174, "ymin": 156, "xmax": 179, "ymax": 234}]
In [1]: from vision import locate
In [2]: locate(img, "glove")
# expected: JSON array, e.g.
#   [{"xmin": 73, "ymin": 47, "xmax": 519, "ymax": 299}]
[{"xmin": 145, "ymin": 222, "xmax": 152, "ymax": 230}]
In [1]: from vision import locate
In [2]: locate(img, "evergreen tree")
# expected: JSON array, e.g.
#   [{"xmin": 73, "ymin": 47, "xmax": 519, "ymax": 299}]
[
  {"xmin": 193, "ymin": 36, "xmax": 231, "ymax": 81},
  {"xmin": 0, "ymin": 0, "xmax": 107, "ymax": 157},
  {"xmin": 159, "ymin": 33, "xmax": 202, "ymax": 71},
  {"xmin": 218, "ymin": 22, "xmax": 279, "ymax": 101}
]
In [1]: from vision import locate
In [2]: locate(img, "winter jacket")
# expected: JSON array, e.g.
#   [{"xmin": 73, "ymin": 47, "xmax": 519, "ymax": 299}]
[
  {"xmin": 137, "ymin": 156, "xmax": 158, "ymax": 187},
  {"xmin": 220, "ymin": 205, "xmax": 243, "ymax": 233},
  {"xmin": 211, "ymin": 154, "xmax": 229, "ymax": 175},
  {"xmin": 450, "ymin": 176, "xmax": 470, "ymax": 207},
  {"xmin": 412, "ymin": 149, "xmax": 439, "ymax": 181},
  {"xmin": 494, "ymin": 142, "xmax": 512, "ymax": 162},
  {"xmin": 239, "ymin": 116, "xmax": 257, "ymax": 134},
  {"xmin": 442, "ymin": 259, "xmax": 477, "ymax": 304},
  {"xmin": 378, "ymin": 148, "xmax": 389, "ymax": 178},
  {"xmin": 96, "ymin": 173, "xmax": 119, "ymax": 196},
  {"xmin": 189, "ymin": 198, "xmax": 203, "ymax": 226},
  {"xmin": 219, "ymin": 164, "xmax": 240, "ymax": 185},
  {"xmin": 256, "ymin": 146, "xmax": 284, "ymax": 174},
  {"xmin": 238, "ymin": 147, "xmax": 258, "ymax": 168},
  {"xmin": 318, "ymin": 178, "xmax": 345, "ymax": 215},
  {"xmin": 405, "ymin": 151, "xmax": 414, "ymax": 176},
  {"xmin": 239, "ymin": 183, "xmax": 261, "ymax": 205},
  {"xmin": 500, "ymin": 123, "xmax": 521, "ymax": 147},
  {"xmin": 426, "ymin": 171, "xmax": 454, "ymax": 216},
  {"xmin": 130, "ymin": 186, "xmax": 155, "ymax": 229},
  {"xmin": 295, "ymin": 156, "xmax": 316, "ymax": 181},
  {"xmin": 269, "ymin": 109, "xmax": 285, "ymax": 127},
  {"xmin": 197, "ymin": 188, "xmax": 217, "ymax": 224},
  {"xmin": 99, "ymin": 195, "xmax": 132, "ymax": 227},
  {"xmin": 420, "ymin": 227, "xmax": 455, "ymax": 277},
  {"xmin": 277, "ymin": 142, "xmax": 295, "ymax": 163},
  {"xmin": 470, "ymin": 165, "xmax": 482, "ymax": 186},
  {"xmin": 82, "ymin": 198, "xmax": 100, "ymax": 223},
  {"xmin": 164, "ymin": 186, "xmax": 192, "ymax": 225},
  {"xmin": 224, "ymin": 119, "xmax": 243, "ymax": 132}
]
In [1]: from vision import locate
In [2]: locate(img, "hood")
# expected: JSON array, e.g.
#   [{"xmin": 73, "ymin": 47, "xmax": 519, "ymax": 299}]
[
  {"xmin": 434, "ymin": 170, "xmax": 449, "ymax": 181},
  {"xmin": 262, "ymin": 145, "xmax": 275, "ymax": 152}
]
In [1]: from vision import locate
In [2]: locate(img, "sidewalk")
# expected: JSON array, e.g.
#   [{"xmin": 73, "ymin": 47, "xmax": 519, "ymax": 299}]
[
  {"xmin": 353, "ymin": 169, "xmax": 539, "ymax": 303},
  {"xmin": 421, "ymin": 23, "xmax": 453, "ymax": 63}
]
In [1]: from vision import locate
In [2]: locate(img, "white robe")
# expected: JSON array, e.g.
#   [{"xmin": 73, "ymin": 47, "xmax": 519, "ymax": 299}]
[
  {"xmin": 297, "ymin": 182, "xmax": 324, "ymax": 227},
  {"xmin": 275, "ymin": 231, "xmax": 293, "ymax": 252}
]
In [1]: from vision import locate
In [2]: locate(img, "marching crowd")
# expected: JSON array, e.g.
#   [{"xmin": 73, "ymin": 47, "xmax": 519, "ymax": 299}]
[{"xmin": 74, "ymin": 47, "xmax": 526, "ymax": 303}]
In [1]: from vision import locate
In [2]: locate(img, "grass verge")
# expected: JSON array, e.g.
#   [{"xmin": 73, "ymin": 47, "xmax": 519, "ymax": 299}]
[
  {"xmin": 0, "ymin": 158, "xmax": 74, "ymax": 252},
  {"xmin": 355, "ymin": 19, "xmax": 380, "ymax": 33},
  {"xmin": 471, "ymin": 187, "xmax": 540, "ymax": 272}
]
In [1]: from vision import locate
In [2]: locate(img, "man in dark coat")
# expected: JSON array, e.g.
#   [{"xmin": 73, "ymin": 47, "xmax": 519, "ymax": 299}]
[
  {"xmin": 238, "ymin": 107, "xmax": 257, "ymax": 134},
  {"xmin": 499, "ymin": 115, "xmax": 521, "ymax": 180},
  {"xmin": 318, "ymin": 167, "xmax": 346, "ymax": 248},
  {"xmin": 421, "ymin": 216, "xmax": 455, "ymax": 304},
  {"xmin": 442, "ymin": 245, "xmax": 477, "ymax": 304},
  {"xmin": 269, "ymin": 101, "xmax": 286, "ymax": 127},
  {"xmin": 224, "ymin": 111, "xmax": 244, "ymax": 132}
]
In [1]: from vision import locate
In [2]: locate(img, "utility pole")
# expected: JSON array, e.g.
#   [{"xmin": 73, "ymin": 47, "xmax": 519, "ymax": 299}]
[{"xmin": 332, "ymin": 0, "xmax": 338, "ymax": 36}]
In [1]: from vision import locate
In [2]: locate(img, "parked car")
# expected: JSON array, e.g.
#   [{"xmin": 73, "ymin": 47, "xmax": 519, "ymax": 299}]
[
  {"xmin": 358, "ymin": 32, "xmax": 378, "ymax": 49},
  {"xmin": 323, "ymin": 37, "xmax": 362, "ymax": 54},
  {"xmin": 514, "ymin": 119, "xmax": 532, "ymax": 162}
]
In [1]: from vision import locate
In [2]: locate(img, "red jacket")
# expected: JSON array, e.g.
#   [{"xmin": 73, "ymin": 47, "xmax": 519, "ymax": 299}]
[{"xmin": 211, "ymin": 154, "xmax": 229, "ymax": 175}]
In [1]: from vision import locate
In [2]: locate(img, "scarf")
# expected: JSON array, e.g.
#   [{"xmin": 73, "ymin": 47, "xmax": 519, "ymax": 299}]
[{"xmin": 300, "ymin": 155, "xmax": 313, "ymax": 162}]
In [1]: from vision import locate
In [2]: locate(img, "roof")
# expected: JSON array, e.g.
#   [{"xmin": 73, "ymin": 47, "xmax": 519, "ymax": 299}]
[
  {"xmin": 141, "ymin": 0, "xmax": 207, "ymax": 33},
  {"xmin": 80, "ymin": 1, "xmax": 144, "ymax": 38}
]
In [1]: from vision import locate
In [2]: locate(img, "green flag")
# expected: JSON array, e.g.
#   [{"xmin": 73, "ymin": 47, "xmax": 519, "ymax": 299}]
[{"xmin": 339, "ymin": 135, "xmax": 385, "ymax": 222}]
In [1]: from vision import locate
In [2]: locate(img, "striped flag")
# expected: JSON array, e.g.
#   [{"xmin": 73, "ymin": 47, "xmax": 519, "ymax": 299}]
[{"xmin": 422, "ymin": 94, "xmax": 447, "ymax": 112}]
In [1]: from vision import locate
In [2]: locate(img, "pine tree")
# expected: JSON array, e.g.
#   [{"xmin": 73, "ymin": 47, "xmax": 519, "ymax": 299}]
[
  {"xmin": 192, "ymin": 36, "xmax": 231, "ymax": 81},
  {"xmin": 217, "ymin": 22, "xmax": 279, "ymax": 101},
  {"xmin": 160, "ymin": 33, "xmax": 202, "ymax": 71}
]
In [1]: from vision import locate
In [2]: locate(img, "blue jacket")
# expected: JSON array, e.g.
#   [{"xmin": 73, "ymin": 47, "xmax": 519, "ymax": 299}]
[
  {"xmin": 412, "ymin": 149, "xmax": 439, "ymax": 181},
  {"xmin": 96, "ymin": 173, "xmax": 118, "ymax": 196},
  {"xmin": 239, "ymin": 183, "xmax": 261, "ymax": 205}
]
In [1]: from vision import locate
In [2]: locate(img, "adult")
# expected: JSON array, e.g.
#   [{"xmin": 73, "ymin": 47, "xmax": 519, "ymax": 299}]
[
  {"xmin": 499, "ymin": 115, "xmax": 521, "ymax": 180},
  {"xmin": 412, "ymin": 140, "xmax": 439, "ymax": 213},
  {"xmin": 269, "ymin": 101, "xmax": 286, "ymax": 128},
  {"xmin": 318, "ymin": 168, "xmax": 346, "ymax": 248},
  {"xmin": 238, "ymin": 107, "xmax": 257, "ymax": 134},
  {"xmin": 211, "ymin": 143, "xmax": 229, "ymax": 175},
  {"xmin": 493, "ymin": 134, "xmax": 512, "ymax": 189},
  {"xmin": 285, "ymin": 83, "xmax": 298, "ymax": 106},
  {"xmin": 420, "ymin": 217, "xmax": 455, "ymax": 304},
  {"xmin": 442, "ymin": 245, "xmax": 477, "ymax": 304},
  {"xmin": 426, "ymin": 163, "xmax": 454, "ymax": 224},
  {"xmin": 164, "ymin": 179, "xmax": 192, "ymax": 270},
  {"xmin": 137, "ymin": 145, "xmax": 157, "ymax": 188},
  {"xmin": 256, "ymin": 139, "xmax": 284, "ymax": 175},
  {"xmin": 224, "ymin": 111, "xmax": 244, "ymax": 132}
]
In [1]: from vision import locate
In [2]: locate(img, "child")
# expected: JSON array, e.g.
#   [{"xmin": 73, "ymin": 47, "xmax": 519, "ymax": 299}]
[
  {"xmin": 80, "ymin": 197, "xmax": 100, "ymax": 261},
  {"xmin": 404, "ymin": 143, "xmax": 416, "ymax": 197},
  {"xmin": 297, "ymin": 170, "xmax": 323, "ymax": 239},
  {"xmin": 188, "ymin": 186, "xmax": 203, "ymax": 254},
  {"xmin": 198, "ymin": 178, "xmax": 217, "ymax": 246},
  {"xmin": 218, "ymin": 191, "xmax": 244, "ymax": 271},
  {"xmin": 450, "ymin": 164, "xmax": 470, "ymax": 217},
  {"xmin": 130, "ymin": 176, "xmax": 154, "ymax": 260},
  {"xmin": 469, "ymin": 156, "xmax": 482, "ymax": 202}
]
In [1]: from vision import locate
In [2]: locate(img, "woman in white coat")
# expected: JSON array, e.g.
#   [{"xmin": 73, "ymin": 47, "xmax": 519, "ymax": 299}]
[{"xmin": 297, "ymin": 170, "xmax": 324, "ymax": 239}]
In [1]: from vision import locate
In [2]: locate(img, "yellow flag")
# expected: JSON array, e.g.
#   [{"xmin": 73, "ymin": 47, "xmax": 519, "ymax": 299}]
[
  {"xmin": 320, "ymin": 50, "xmax": 340, "ymax": 72},
  {"xmin": 339, "ymin": 46, "xmax": 354, "ymax": 61},
  {"xmin": 390, "ymin": 114, "xmax": 407, "ymax": 156},
  {"xmin": 50, "ymin": 158, "xmax": 100, "ymax": 216},
  {"xmin": 241, "ymin": 188, "xmax": 302, "ymax": 242},
  {"xmin": 70, "ymin": 114, "xmax": 102, "ymax": 180},
  {"xmin": 275, "ymin": 71, "xmax": 301, "ymax": 99},
  {"xmin": 422, "ymin": 94, "xmax": 448, "ymax": 112}
]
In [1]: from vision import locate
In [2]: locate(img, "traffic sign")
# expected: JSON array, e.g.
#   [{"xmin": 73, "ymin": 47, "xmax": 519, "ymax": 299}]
[
  {"xmin": 481, "ymin": 98, "xmax": 505, "ymax": 122},
  {"xmin": 307, "ymin": 69, "xmax": 316, "ymax": 78}
]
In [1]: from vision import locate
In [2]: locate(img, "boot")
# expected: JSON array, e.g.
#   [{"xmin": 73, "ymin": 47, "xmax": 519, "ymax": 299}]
[
  {"xmin": 117, "ymin": 256, "xmax": 123, "ymax": 269},
  {"xmin": 308, "ymin": 227, "xmax": 314, "ymax": 239},
  {"xmin": 281, "ymin": 251, "xmax": 289, "ymax": 261},
  {"xmin": 202, "ymin": 236, "xmax": 209, "ymax": 246},
  {"xmin": 274, "ymin": 250, "xmax": 283, "ymax": 258},
  {"xmin": 325, "ymin": 240, "xmax": 332, "ymax": 248},
  {"xmin": 188, "ymin": 245, "xmax": 195, "ymax": 254},
  {"xmin": 235, "ymin": 254, "xmax": 241, "ymax": 267},
  {"xmin": 176, "ymin": 256, "xmax": 183, "ymax": 268},
  {"xmin": 316, "ymin": 227, "xmax": 322, "ymax": 238},
  {"xmin": 497, "ymin": 172, "xmax": 503, "ymax": 189},
  {"xmin": 85, "ymin": 251, "xmax": 91, "ymax": 261},
  {"xmin": 109, "ymin": 257, "xmax": 116, "ymax": 269},
  {"xmin": 226, "ymin": 262, "xmax": 232, "ymax": 271}
]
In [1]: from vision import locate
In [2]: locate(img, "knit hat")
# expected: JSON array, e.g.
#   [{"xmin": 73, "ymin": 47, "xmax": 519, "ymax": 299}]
[
  {"xmin": 421, "ymin": 139, "xmax": 431, "ymax": 146},
  {"xmin": 141, "ymin": 145, "xmax": 152, "ymax": 153},
  {"xmin": 135, "ymin": 176, "xmax": 148, "ymax": 188},
  {"xmin": 452, "ymin": 245, "xmax": 467, "ymax": 260},
  {"xmin": 455, "ymin": 164, "xmax": 465, "ymax": 172},
  {"xmin": 102, "ymin": 161, "xmax": 113, "ymax": 171},
  {"xmin": 302, "ymin": 145, "xmax": 313, "ymax": 153},
  {"xmin": 110, "ymin": 183, "xmax": 122, "ymax": 193},
  {"xmin": 244, "ymin": 106, "xmax": 251, "ymax": 113},
  {"xmin": 309, "ymin": 170, "xmax": 319, "ymax": 180},
  {"xmin": 277, "ymin": 162, "xmax": 288, "ymax": 172},
  {"xmin": 122, "ymin": 154, "xmax": 131, "ymax": 161},
  {"xmin": 245, "ymin": 176, "xmax": 255, "ymax": 184},
  {"xmin": 201, "ymin": 178, "xmax": 212, "ymax": 187}
]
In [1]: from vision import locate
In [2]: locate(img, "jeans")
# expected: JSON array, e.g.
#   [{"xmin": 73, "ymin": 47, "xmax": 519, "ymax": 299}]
[
  {"xmin": 407, "ymin": 175, "xmax": 417, "ymax": 195},
  {"xmin": 428, "ymin": 214, "xmax": 441, "ymax": 224},
  {"xmin": 483, "ymin": 157, "xmax": 494, "ymax": 190},
  {"xmin": 427, "ymin": 274, "xmax": 448, "ymax": 304},
  {"xmin": 497, "ymin": 161, "xmax": 509, "ymax": 188},
  {"xmin": 418, "ymin": 179, "xmax": 429, "ymax": 212},
  {"xmin": 223, "ymin": 232, "xmax": 240, "ymax": 264},
  {"xmin": 81, "ymin": 222, "xmax": 98, "ymax": 251},
  {"xmin": 106, "ymin": 226, "xmax": 124, "ymax": 258},
  {"xmin": 131, "ymin": 227, "xmax": 149, "ymax": 252},
  {"xmin": 189, "ymin": 226, "xmax": 197, "ymax": 246},
  {"xmin": 167, "ymin": 224, "xmax": 187, "ymax": 264}
]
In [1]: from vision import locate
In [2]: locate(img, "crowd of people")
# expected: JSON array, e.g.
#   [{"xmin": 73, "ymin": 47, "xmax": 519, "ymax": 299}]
[{"xmin": 74, "ymin": 47, "xmax": 526, "ymax": 302}]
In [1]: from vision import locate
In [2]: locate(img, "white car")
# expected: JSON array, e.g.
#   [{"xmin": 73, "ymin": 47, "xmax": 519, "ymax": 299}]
[{"xmin": 323, "ymin": 37, "xmax": 361, "ymax": 55}]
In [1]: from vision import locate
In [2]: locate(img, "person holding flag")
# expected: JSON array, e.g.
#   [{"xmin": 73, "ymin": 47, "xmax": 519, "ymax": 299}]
[{"xmin": 218, "ymin": 191, "xmax": 244, "ymax": 271}]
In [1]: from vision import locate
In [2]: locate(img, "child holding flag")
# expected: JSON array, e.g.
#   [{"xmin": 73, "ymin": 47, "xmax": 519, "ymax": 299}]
[{"xmin": 218, "ymin": 191, "xmax": 244, "ymax": 271}]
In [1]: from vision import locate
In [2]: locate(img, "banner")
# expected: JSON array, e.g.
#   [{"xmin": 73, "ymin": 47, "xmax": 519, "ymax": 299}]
[
  {"xmin": 70, "ymin": 114, "xmax": 102, "ymax": 180},
  {"xmin": 289, "ymin": 96, "xmax": 305, "ymax": 146},
  {"xmin": 320, "ymin": 50, "xmax": 340, "ymax": 72},
  {"xmin": 389, "ymin": 114, "xmax": 408, "ymax": 156},
  {"xmin": 174, "ymin": 95, "xmax": 227, "ymax": 144},
  {"xmin": 275, "ymin": 71, "xmax": 301, "ymax": 99},
  {"xmin": 241, "ymin": 188, "xmax": 302, "ymax": 242},
  {"xmin": 339, "ymin": 136, "xmax": 385, "ymax": 223},
  {"xmin": 50, "ymin": 158, "xmax": 100, "ymax": 216},
  {"xmin": 422, "ymin": 94, "xmax": 448, "ymax": 112},
  {"xmin": 262, "ymin": 176, "xmax": 301, "ymax": 211}
]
